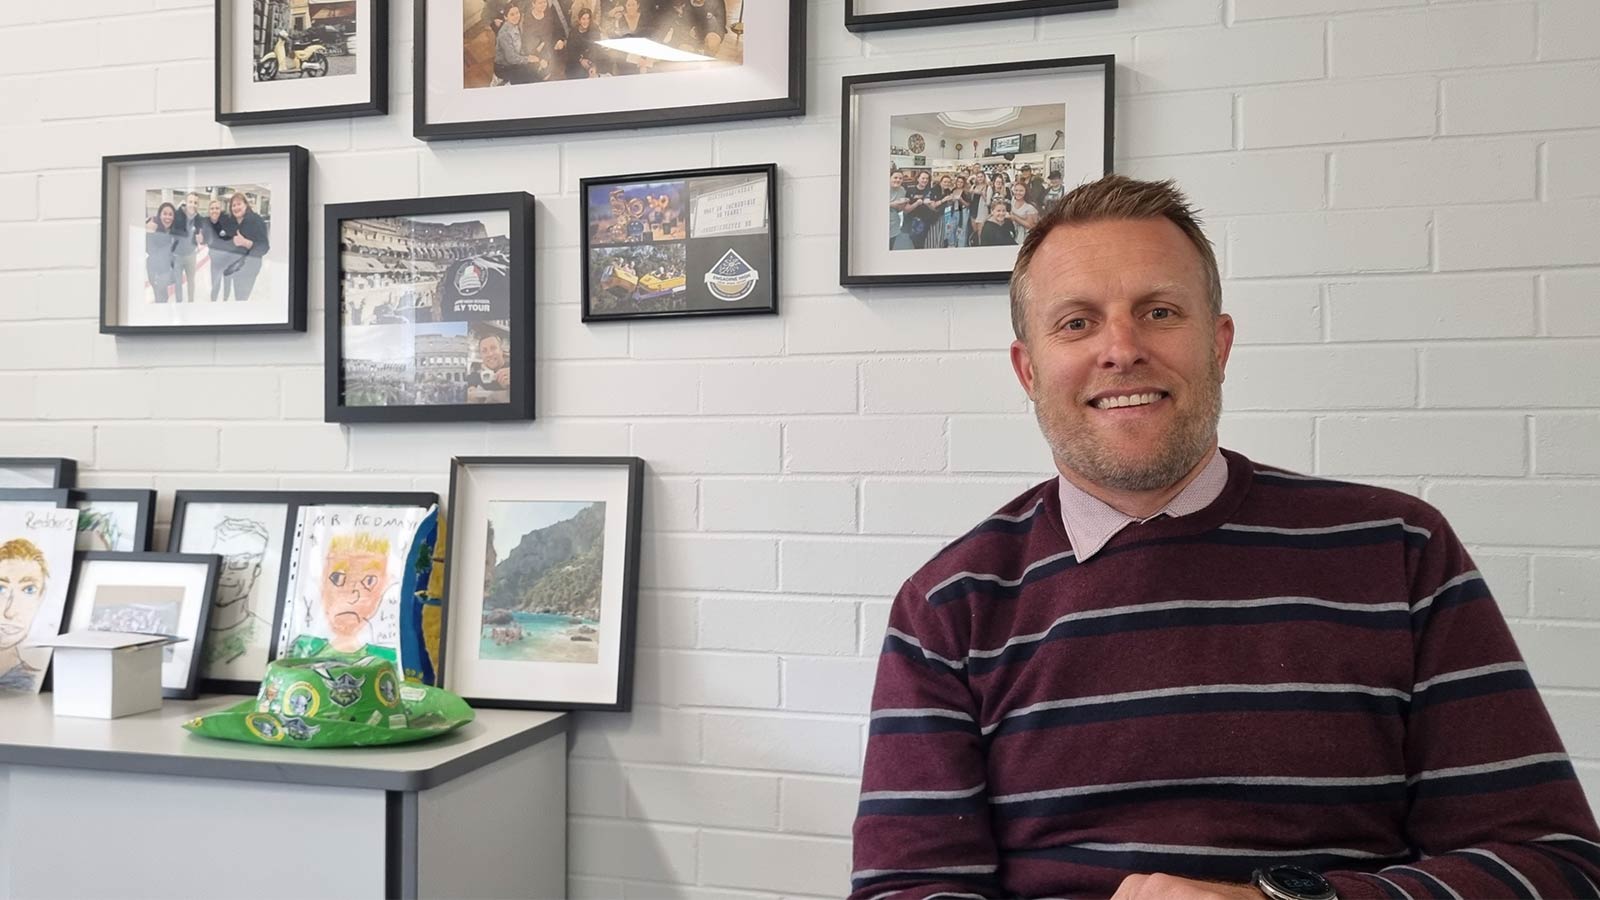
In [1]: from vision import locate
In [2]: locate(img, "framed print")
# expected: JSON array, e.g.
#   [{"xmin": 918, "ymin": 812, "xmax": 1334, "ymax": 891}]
[
  {"xmin": 325, "ymin": 192, "xmax": 535, "ymax": 423},
  {"xmin": 845, "ymin": 0, "xmax": 1116, "ymax": 32},
  {"xmin": 841, "ymin": 55, "xmax": 1114, "ymax": 286},
  {"xmin": 100, "ymin": 146, "xmax": 310, "ymax": 335},
  {"xmin": 581, "ymin": 163, "xmax": 778, "ymax": 322},
  {"xmin": 216, "ymin": 0, "xmax": 388, "ymax": 125},
  {"xmin": 0, "ymin": 506, "xmax": 80, "ymax": 695},
  {"xmin": 0, "ymin": 489, "xmax": 71, "ymax": 515},
  {"xmin": 170, "ymin": 489, "xmax": 438, "ymax": 694},
  {"xmin": 441, "ymin": 456, "xmax": 643, "ymax": 711},
  {"xmin": 415, "ymin": 0, "xmax": 804, "ymax": 140},
  {"xmin": 70, "ymin": 489, "xmax": 157, "ymax": 552},
  {"xmin": 66, "ymin": 552, "xmax": 220, "ymax": 700},
  {"xmin": 0, "ymin": 458, "xmax": 75, "ymax": 489}
]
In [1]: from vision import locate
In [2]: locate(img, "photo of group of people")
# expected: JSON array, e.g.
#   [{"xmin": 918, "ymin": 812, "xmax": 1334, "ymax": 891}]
[
  {"xmin": 467, "ymin": 0, "xmax": 743, "ymax": 89},
  {"xmin": 142, "ymin": 186, "xmax": 273, "ymax": 305},
  {"xmin": 337, "ymin": 212, "xmax": 514, "ymax": 407},
  {"xmin": 887, "ymin": 103, "xmax": 1068, "ymax": 251},
  {"xmin": 584, "ymin": 168, "xmax": 773, "ymax": 318}
]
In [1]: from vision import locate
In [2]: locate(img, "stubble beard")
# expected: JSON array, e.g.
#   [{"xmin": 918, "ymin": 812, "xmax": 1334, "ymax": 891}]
[{"xmin": 1033, "ymin": 352, "xmax": 1224, "ymax": 493}]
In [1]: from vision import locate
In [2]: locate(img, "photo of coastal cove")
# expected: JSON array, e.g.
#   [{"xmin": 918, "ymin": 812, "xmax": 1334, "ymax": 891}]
[{"xmin": 480, "ymin": 499, "xmax": 606, "ymax": 665}]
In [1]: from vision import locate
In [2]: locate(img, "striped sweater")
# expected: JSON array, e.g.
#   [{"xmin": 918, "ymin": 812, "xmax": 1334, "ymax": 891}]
[{"xmin": 852, "ymin": 450, "xmax": 1600, "ymax": 900}]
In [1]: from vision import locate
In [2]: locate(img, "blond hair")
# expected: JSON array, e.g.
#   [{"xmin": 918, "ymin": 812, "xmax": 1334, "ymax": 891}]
[
  {"xmin": 327, "ymin": 532, "xmax": 390, "ymax": 556},
  {"xmin": 0, "ymin": 538, "xmax": 48, "ymax": 580}
]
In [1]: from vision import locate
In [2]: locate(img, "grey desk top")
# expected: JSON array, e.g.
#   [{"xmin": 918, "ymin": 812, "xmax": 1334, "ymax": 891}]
[{"xmin": 0, "ymin": 693, "xmax": 567, "ymax": 792}]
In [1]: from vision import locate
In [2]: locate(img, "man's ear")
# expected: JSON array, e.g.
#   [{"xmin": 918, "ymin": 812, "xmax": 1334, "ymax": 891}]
[
  {"xmin": 1010, "ymin": 338, "xmax": 1037, "ymax": 399},
  {"xmin": 1213, "ymin": 312, "xmax": 1235, "ymax": 383}
]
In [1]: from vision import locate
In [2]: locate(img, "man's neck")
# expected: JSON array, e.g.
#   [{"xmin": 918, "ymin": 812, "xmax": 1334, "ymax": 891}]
[{"xmin": 1057, "ymin": 441, "xmax": 1219, "ymax": 519}]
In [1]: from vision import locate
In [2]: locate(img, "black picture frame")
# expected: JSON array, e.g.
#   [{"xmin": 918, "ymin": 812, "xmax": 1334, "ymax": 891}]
[
  {"xmin": 69, "ymin": 489, "xmax": 157, "ymax": 553},
  {"xmin": 0, "ymin": 489, "xmax": 72, "ymax": 510},
  {"xmin": 580, "ymin": 163, "xmax": 780, "ymax": 322},
  {"xmin": 0, "ymin": 458, "xmax": 76, "ymax": 489},
  {"xmin": 215, "ymin": 0, "xmax": 389, "ymax": 125},
  {"xmin": 413, "ymin": 0, "xmax": 805, "ymax": 141},
  {"xmin": 65, "ymin": 551, "xmax": 221, "ymax": 700},
  {"xmin": 99, "ymin": 145, "xmax": 310, "ymax": 335},
  {"xmin": 440, "ymin": 456, "xmax": 643, "ymax": 712},
  {"xmin": 170, "ymin": 489, "xmax": 439, "ymax": 695},
  {"xmin": 844, "ymin": 0, "xmax": 1116, "ymax": 32},
  {"xmin": 324, "ymin": 192, "xmax": 536, "ymax": 424},
  {"xmin": 839, "ymin": 54, "xmax": 1115, "ymax": 287}
]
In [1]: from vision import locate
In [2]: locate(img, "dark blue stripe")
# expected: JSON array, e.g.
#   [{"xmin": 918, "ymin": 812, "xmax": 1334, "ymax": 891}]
[
  {"xmin": 1252, "ymin": 471, "xmax": 1351, "ymax": 489},
  {"xmin": 1411, "ymin": 668, "xmax": 1535, "ymax": 711},
  {"xmin": 869, "ymin": 715, "xmax": 979, "ymax": 737},
  {"xmin": 1453, "ymin": 852, "xmax": 1535, "ymax": 899},
  {"xmin": 1412, "ymin": 759, "xmax": 1578, "ymax": 801},
  {"xmin": 928, "ymin": 553, "xmax": 1079, "ymax": 607},
  {"xmin": 1366, "ymin": 874, "xmax": 1409, "ymax": 900},
  {"xmin": 991, "ymin": 779, "xmax": 1405, "ymax": 821},
  {"xmin": 928, "ymin": 500, "xmax": 1048, "ymax": 566},
  {"xmin": 1533, "ymin": 846, "xmax": 1600, "ymax": 899},
  {"xmin": 992, "ymin": 689, "xmax": 1406, "ymax": 739},
  {"xmin": 849, "ymin": 869, "xmax": 997, "ymax": 894},
  {"xmin": 857, "ymin": 793, "xmax": 987, "ymax": 818},
  {"xmin": 1540, "ymin": 837, "xmax": 1600, "ymax": 871},
  {"xmin": 967, "ymin": 601, "xmax": 1411, "ymax": 676},
  {"xmin": 1410, "ymin": 578, "xmax": 1491, "ymax": 634},
  {"xmin": 1394, "ymin": 867, "xmax": 1457, "ymax": 900},
  {"xmin": 1011, "ymin": 843, "xmax": 1406, "ymax": 883}
]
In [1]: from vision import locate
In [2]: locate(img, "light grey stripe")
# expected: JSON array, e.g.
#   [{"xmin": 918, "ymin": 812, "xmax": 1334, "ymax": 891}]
[
  {"xmin": 1409, "ymin": 570, "xmax": 1482, "ymax": 615},
  {"xmin": 984, "ymin": 681, "xmax": 1410, "ymax": 735},
  {"xmin": 927, "ymin": 549, "xmax": 1076, "ymax": 597},
  {"xmin": 871, "ymin": 707, "xmax": 973, "ymax": 723},
  {"xmin": 852, "ymin": 864, "xmax": 998, "ymax": 880},
  {"xmin": 1413, "ymin": 660, "xmax": 1526, "ymax": 694},
  {"xmin": 1069, "ymin": 840, "xmax": 1394, "ymax": 860},
  {"xmin": 1220, "ymin": 517, "xmax": 1431, "ymax": 539},
  {"xmin": 1535, "ymin": 832, "xmax": 1600, "ymax": 851},
  {"xmin": 1253, "ymin": 469, "xmax": 1327, "ymax": 482},
  {"xmin": 1387, "ymin": 865, "xmax": 1465, "ymax": 900},
  {"xmin": 1409, "ymin": 751, "xmax": 1571, "ymax": 785},
  {"xmin": 969, "ymin": 595, "xmax": 1409, "ymax": 660},
  {"xmin": 991, "ymin": 773, "xmax": 1405, "ymax": 804},
  {"xmin": 861, "ymin": 783, "xmax": 985, "ymax": 802},
  {"xmin": 984, "ymin": 499, "xmax": 1045, "ymax": 525},
  {"xmin": 885, "ymin": 627, "xmax": 967, "ymax": 670},
  {"xmin": 1368, "ymin": 873, "xmax": 1415, "ymax": 900},
  {"xmin": 1456, "ymin": 848, "xmax": 1540, "ymax": 899}
]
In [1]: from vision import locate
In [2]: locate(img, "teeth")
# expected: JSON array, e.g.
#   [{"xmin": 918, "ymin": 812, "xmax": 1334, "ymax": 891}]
[{"xmin": 1095, "ymin": 392, "xmax": 1162, "ymax": 410}]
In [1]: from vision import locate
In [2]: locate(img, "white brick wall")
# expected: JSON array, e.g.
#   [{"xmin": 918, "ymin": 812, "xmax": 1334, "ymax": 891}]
[{"xmin": 3, "ymin": 1, "xmax": 1598, "ymax": 896}]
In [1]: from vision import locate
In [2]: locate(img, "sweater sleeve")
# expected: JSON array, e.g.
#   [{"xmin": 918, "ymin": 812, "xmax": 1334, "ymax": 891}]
[
  {"xmin": 850, "ymin": 580, "xmax": 1003, "ymax": 900},
  {"xmin": 1324, "ymin": 514, "xmax": 1600, "ymax": 900}
]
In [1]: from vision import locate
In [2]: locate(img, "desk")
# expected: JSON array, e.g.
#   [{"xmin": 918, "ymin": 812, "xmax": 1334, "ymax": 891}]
[{"xmin": 0, "ymin": 693, "xmax": 568, "ymax": 899}]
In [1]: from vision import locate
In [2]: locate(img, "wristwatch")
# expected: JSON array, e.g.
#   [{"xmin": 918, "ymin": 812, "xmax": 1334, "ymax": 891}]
[{"xmin": 1251, "ymin": 865, "xmax": 1337, "ymax": 900}]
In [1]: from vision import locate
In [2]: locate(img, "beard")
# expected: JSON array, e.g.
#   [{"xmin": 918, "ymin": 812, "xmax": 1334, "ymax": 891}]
[{"xmin": 1033, "ymin": 352, "xmax": 1223, "ymax": 493}]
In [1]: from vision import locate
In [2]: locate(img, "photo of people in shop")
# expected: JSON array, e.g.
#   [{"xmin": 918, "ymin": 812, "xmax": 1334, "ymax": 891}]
[{"xmin": 142, "ymin": 186, "xmax": 274, "ymax": 305}]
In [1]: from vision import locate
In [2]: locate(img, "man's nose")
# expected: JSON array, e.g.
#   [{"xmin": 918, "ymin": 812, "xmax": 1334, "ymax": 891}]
[{"xmin": 1097, "ymin": 314, "xmax": 1147, "ymax": 370}]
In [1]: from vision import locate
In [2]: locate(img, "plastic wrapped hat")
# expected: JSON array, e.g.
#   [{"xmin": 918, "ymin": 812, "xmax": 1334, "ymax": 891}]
[{"xmin": 184, "ymin": 656, "xmax": 474, "ymax": 748}]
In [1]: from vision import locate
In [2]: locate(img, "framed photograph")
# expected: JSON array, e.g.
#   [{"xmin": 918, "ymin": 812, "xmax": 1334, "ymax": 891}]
[
  {"xmin": 325, "ymin": 192, "xmax": 535, "ymax": 423},
  {"xmin": 100, "ymin": 146, "xmax": 310, "ymax": 335},
  {"xmin": 70, "ymin": 489, "xmax": 157, "ymax": 552},
  {"xmin": 0, "ymin": 489, "xmax": 71, "ymax": 515},
  {"xmin": 0, "ymin": 458, "xmax": 75, "ymax": 489},
  {"xmin": 840, "ymin": 55, "xmax": 1114, "ymax": 286},
  {"xmin": 415, "ymin": 0, "xmax": 804, "ymax": 140},
  {"xmin": 581, "ymin": 163, "xmax": 778, "ymax": 322},
  {"xmin": 441, "ymin": 456, "xmax": 643, "ymax": 711},
  {"xmin": 216, "ymin": 0, "xmax": 388, "ymax": 125},
  {"xmin": 65, "ymin": 552, "xmax": 220, "ymax": 700},
  {"xmin": 0, "ymin": 506, "xmax": 80, "ymax": 695},
  {"xmin": 170, "ymin": 490, "xmax": 438, "ymax": 694},
  {"xmin": 845, "ymin": 0, "xmax": 1116, "ymax": 32}
]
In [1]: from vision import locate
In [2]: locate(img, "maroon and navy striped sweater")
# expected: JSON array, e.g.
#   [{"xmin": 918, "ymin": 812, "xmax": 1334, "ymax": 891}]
[{"xmin": 852, "ymin": 450, "xmax": 1600, "ymax": 900}]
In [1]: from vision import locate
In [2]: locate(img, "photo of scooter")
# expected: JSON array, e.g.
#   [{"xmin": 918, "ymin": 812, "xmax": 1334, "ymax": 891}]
[{"xmin": 256, "ymin": 29, "xmax": 329, "ymax": 81}]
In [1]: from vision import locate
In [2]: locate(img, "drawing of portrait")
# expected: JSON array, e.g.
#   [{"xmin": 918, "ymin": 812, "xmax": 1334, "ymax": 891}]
[
  {"xmin": 0, "ymin": 509, "xmax": 78, "ymax": 695},
  {"xmin": 288, "ymin": 531, "xmax": 395, "ymax": 662},
  {"xmin": 0, "ymin": 539, "xmax": 50, "ymax": 691},
  {"xmin": 175, "ymin": 501, "xmax": 290, "ymax": 684}
]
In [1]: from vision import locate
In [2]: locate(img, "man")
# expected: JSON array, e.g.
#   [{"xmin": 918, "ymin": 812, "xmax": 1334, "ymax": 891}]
[
  {"xmin": 173, "ymin": 192, "xmax": 202, "ymax": 303},
  {"xmin": 851, "ymin": 175, "xmax": 1600, "ymax": 900},
  {"xmin": 889, "ymin": 170, "xmax": 913, "ymax": 251},
  {"xmin": 286, "ymin": 532, "xmax": 395, "ymax": 663},
  {"xmin": 1019, "ymin": 163, "xmax": 1047, "ymax": 209},
  {"xmin": 202, "ymin": 517, "xmax": 272, "ymax": 666},
  {"xmin": 0, "ymin": 538, "xmax": 49, "ymax": 692},
  {"xmin": 494, "ymin": 4, "xmax": 546, "ymax": 83},
  {"xmin": 468, "ymin": 333, "xmax": 511, "ymax": 403},
  {"xmin": 1044, "ymin": 169, "xmax": 1066, "ymax": 207}
]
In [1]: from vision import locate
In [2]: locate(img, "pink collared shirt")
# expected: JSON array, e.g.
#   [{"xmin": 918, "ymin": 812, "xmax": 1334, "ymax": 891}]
[{"xmin": 1057, "ymin": 448, "xmax": 1228, "ymax": 562}]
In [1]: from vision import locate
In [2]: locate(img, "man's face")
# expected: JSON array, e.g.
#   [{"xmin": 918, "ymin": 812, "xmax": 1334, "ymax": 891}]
[
  {"xmin": 1010, "ymin": 218, "xmax": 1233, "ymax": 493},
  {"xmin": 321, "ymin": 546, "xmax": 388, "ymax": 638},
  {"xmin": 989, "ymin": 201, "xmax": 1008, "ymax": 223},
  {"xmin": 890, "ymin": 171, "xmax": 903, "ymax": 190},
  {"xmin": 1021, "ymin": 168, "xmax": 1032, "ymax": 183},
  {"xmin": 532, "ymin": 0, "xmax": 546, "ymax": 15},
  {"xmin": 213, "ymin": 532, "xmax": 266, "ymax": 607},
  {"xmin": 0, "ymin": 559, "xmax": 45, "ymax": 651},
  {"xmin": 186, "ymin": 194, "xmax": 200, "ymax": 215},
  {"xmin": 480, "ymin": 337, "xmax": 506, "ymax": 370}
]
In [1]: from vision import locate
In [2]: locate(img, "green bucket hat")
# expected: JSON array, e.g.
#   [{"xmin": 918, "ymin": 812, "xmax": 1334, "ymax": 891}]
[{"xmin": 184, "ymin": 656, "xmax": 474, "ymax": 749}]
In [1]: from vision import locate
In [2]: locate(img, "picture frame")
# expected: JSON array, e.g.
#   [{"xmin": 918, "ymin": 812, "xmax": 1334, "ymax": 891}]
[
  {"xmin": 844, "ymin": 0, "xmax": 1116, "ymax": 32},
  {"xmin": 65, "ymin": 552, "xmax": 220, "ymax": 700},
  {"xmin": 0, "ymin": 458, "xmax": 76, "ymax": 489},
  {"xmin": 70, "ymin": 489, "xmax": 157, "ymax": 553},
  {"xmin": 581, "ymin": 163, "xmax": 779, "ymax": 322},
  {"xmin": 215, "ymin": 0, "xmax": 389, "ymax": 125},
  {"xmin": 170, "ymin": 489, "xmax": 438, "ymax": 695},
  {"xmin": 325, "ymin": 192, "xmax": 536, "ymax": 423},
  {"xmin": 0, "ymin": 489, "xmax": 72, "ymax": 514},
  {"xmin": 441, "ymin": 456, "xmax": 643, "ymax": 711},
  {"xmin": 840, "ymin": 54, "xmax": 1114, "ymax": 286},
  {"xmin": 0, "ymin": 506, "xmax": 81, "ymax": 696},
  {"xmin": 414, "ymin": 0, "xmax": 805, "ymax": 141},
  {"xmin": 100, "ymin": 146, "xmax": 310, "ymax": 335}
]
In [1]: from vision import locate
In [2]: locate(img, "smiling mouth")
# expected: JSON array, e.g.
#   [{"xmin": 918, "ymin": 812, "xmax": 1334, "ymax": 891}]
[
  {"xmin": 0, "ymin": 624, "xmax": 22, "ymax": 638},
  {"xmin": 1090, "ymin": 391, "xmax": 1169, "ymax": 410}
]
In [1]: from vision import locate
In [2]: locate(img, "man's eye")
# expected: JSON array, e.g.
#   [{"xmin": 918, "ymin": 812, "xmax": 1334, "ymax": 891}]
[
  {"xmin": 1150, "ymin": 308, "xmax": 1173, "ymax": 320},
  {"xmin": 1064, "ymin": 318, "xmax": 1088, "ymax": 331},
  {"xmin": 359, "ymin": 575, "xmax": 379, "ymax": 590},
  {"xmin": 328, "ymin": 571, "xmax": 346, "ymax": 587}
]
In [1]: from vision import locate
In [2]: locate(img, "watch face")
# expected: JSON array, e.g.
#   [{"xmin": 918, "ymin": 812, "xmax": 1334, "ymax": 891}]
[{"xmin": 1264, "ymin": 866, "xmax": 1333, "ymax": 899}]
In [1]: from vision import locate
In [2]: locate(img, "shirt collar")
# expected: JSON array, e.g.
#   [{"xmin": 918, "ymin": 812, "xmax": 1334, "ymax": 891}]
[{"xmin": 1057, "ymin": 448, "xmax": 1228, "ymax": 563}]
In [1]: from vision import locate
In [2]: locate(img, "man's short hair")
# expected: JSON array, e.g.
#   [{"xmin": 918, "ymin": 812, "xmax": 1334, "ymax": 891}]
[{"xmin": 1008, "ymin": 175, "xmax": 1221, "ymax": 341}]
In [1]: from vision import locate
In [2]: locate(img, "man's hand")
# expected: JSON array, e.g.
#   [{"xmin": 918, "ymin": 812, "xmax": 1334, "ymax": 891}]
[
  {"xmin": 1112, "ymin": 873, "xmax": 1260, "ymax": 900},
  {"xmin": 494, "ymin": 367, "xmax": 510, "ymax": 388}
]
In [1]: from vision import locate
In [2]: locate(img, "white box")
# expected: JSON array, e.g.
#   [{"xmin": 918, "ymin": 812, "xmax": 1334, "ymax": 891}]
[{"xmin": 29, "ymin": 632, "xmax": 182, "ymax": 719}]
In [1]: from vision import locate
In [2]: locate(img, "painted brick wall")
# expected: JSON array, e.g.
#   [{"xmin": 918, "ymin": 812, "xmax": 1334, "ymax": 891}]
[{"xmin": 2, "ymin": 0, "xmax": 1598, "ymax": 896}]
